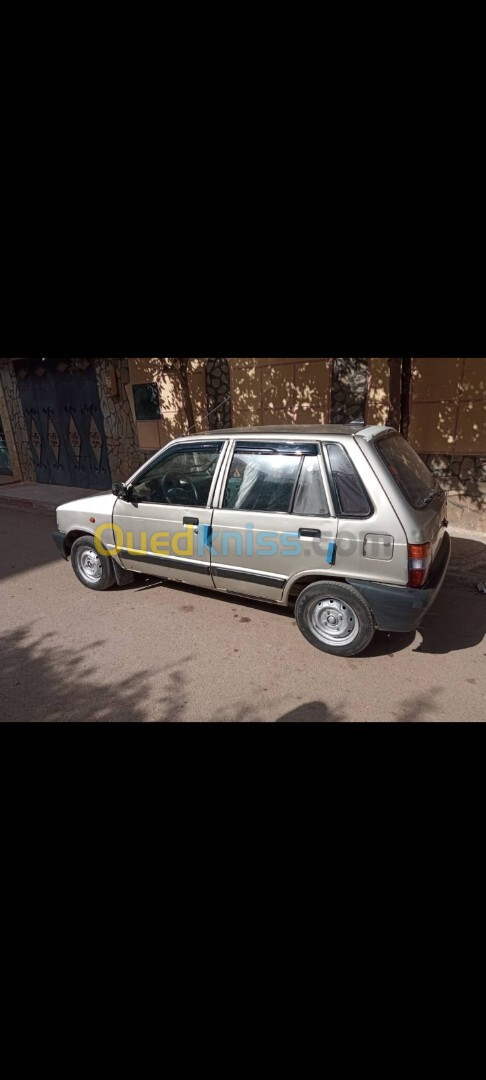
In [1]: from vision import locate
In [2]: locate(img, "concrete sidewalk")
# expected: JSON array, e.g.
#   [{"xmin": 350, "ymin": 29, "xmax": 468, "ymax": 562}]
[
  {"xmin": 0, "ymin": 482, "xmax": 108, "ymax": 512},
  {"xmin": 447, "ymin": 496, "xmax": 486, "ymax": 535}
]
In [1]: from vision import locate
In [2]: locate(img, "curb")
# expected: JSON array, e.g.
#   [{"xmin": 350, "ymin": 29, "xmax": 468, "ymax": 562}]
[
  {"xmin": 0, "ymin": 496, "xmax": 57, "ymax": 513},
  {"xmin": 449, "ymin": 525, "xmax": 486, "ymax": 543}
]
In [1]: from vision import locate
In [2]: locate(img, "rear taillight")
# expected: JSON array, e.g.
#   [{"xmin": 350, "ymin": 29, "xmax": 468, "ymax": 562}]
[{"xmin": 408, "ymin": 543, "xmax": 432, "ymax": 588}]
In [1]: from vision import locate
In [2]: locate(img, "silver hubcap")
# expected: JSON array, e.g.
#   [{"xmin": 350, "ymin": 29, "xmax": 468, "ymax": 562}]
[
  {"xmin": 310, "ymin": 597, "xmax": 360, "ymax": 647},
  {"xmin": 79, "ymin": 548, "xmax": 103, "ymax": 583}
]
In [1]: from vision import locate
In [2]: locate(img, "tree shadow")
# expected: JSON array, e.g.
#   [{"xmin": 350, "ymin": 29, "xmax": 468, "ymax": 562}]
[
  {"xmin": 393, "ymin": 687, "xmax": 444, "ymax": 723},
  {"xmin": 140, "ymin": 358, "xmax": 211, "ymax": 442},
  {"xmin": 331, "ymin": 358, "xmax": 369, "ymax": 424},
  {"xmin": 229, "ymin": 358, "xmax": 332, "ymax": 428},
  {"xmin": 124, "ymin": 358, "xmax": 210, "ymax": 456},
  {"xmin": 0, "ymin": 625, "xmax": 192, "ymax": 723}
]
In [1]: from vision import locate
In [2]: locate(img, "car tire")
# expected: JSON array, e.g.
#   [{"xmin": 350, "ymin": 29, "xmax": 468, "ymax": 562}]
[
  {"xmin": 295, "ymin": 581, "xmax": 375, "ymax": 657},
  {"xmin": 71, "ymin": 536, "xmax": 116, "ymax": 592}
]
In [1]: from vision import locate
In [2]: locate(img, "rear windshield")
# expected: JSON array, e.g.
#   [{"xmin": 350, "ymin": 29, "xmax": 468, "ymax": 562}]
[{"xmin": 376, "ymin": 433, "xmax": 438, "ymax": 510}]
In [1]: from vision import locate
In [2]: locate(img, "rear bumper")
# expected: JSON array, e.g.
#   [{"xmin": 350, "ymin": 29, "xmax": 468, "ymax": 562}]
[
  {"xmin": 52, "ymin": 530, "xmax": 69, "ymax": 560},
  {"xmin": 348, "ymin": 532, "xmax": 452, "ymax": 633}
]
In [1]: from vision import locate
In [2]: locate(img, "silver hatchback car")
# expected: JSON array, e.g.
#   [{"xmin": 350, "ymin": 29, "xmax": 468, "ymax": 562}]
[{"xmin": 53, "ymin": 425, "xmax": 451, "ymax": 657}]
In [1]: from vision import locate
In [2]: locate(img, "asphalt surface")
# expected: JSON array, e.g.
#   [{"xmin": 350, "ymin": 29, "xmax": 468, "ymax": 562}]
[{"xmin": 1, "ymin": 505, "xmax": 486, "ymax": 723}]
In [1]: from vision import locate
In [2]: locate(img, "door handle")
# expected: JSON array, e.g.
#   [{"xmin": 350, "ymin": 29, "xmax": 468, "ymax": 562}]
[
  {"xmin": 299, "ymin": 529, "xmax": 321, "ymax": 538},
  {"xmin": 183, "ymin": 517, "xmax": 200, "ymax": 526}
]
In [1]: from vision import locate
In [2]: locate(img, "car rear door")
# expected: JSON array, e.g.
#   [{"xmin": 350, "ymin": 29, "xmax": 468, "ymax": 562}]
[{"xmin": 210, "ymin": 440, "xmax": 338, "ymax": 602}]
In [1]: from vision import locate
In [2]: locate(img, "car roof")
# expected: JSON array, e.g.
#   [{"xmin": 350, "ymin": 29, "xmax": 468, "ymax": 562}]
[{"xmin": 181, "ymin": 424, "xmax": 392, "ymax": 440}]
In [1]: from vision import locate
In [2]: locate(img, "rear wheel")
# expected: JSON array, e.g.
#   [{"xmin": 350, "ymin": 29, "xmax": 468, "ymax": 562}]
[
  {"xmin": 71, "ymin": 536, "xmax": 116, "ymax": 592},
  {"xmin": 295, "ymin": 581, "xmax": 375, "ymax": 657}
]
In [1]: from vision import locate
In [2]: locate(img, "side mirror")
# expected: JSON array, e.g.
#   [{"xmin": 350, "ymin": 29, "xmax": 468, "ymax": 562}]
[{"xmin": 112, "ymin": 482, "xmax": 130, "ymax": 500}]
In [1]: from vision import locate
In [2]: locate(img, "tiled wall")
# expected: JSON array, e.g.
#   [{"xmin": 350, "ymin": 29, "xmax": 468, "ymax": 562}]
[
  {"xmin": 409, "ymin": 358, "xmax": 486, "ymax": 455},
  {"xmin": 229, "ymin": 358, "xmax": 331, "ymax": 427}
]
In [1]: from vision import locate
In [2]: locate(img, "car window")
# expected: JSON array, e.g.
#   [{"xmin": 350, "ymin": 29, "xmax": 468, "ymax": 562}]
[
  {"xmin": 326, "ymin": 443, "xmax": 371, "ymax": 517},
  {"xmin": 376, "ymin": 432, "xmax": 438, "ymax": 510},
  {"xmin": 223, "ymin": 451, "xmax": 301, "ymax": 513},
  {"xmin": 131, "ymin": 445, "xmax": 222, "ymax": 506},
  {"xmin": 292, "ymin": 456, "xmax": 329, "ymax": 516}
]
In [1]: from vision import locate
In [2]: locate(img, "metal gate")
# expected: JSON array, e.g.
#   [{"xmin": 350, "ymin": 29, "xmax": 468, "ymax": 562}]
[{"xmin": 16, "ymin": 359, "xmax": 111, "ymax": 489}]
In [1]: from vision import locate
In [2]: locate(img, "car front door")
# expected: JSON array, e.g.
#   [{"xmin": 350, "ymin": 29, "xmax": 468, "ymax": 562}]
[
  {"xmin": 114, "ymin": 441, "xmax": 227, "ymax": 587},
  {"xmin": 210, "ymin": 441, "xmax": 338, "ymax": 602}
]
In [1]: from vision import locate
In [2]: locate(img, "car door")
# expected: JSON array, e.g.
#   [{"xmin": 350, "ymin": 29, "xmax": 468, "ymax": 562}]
[
  {"xmin": 210, "ymin": 441, "xmax": 338, "ymax": 602},
  {"xmin": 114, "ymin": 440, "xmax": 227, "ymax": 587}
]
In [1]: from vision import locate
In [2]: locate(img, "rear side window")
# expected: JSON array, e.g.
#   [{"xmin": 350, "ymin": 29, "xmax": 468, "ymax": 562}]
[
  {"xmin": 292, "ymin": 457, "xmax": 329, "ymax": 516},
  {"xmin": 224, "ymin": 451, "xmax": 301, "ymax": 513},
  {"xmin": 326, "ymin": 443, "xmax": 372, "ymax": 517},
  {"xmin": 376, "ymin": 433, "xmax": 438, "ymax": 510}
]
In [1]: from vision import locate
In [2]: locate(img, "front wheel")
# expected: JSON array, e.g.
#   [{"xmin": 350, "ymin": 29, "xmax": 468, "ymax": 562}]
[
  {"xmin": 295, "ymin": 581, "xmax": 375, "ymax": 657},
  {"xmin": 71, "ymin": 536, "xmax": 116, "ymax": 592}
]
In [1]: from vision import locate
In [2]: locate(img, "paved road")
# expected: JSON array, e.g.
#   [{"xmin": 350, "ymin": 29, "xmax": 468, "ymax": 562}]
[{"xmin": 1, "ymin": 506, "xmax": 486, "ymax": 723}]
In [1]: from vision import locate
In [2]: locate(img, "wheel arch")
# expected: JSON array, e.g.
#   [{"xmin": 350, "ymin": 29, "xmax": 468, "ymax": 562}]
[
  {"xmin": 65, "ymin": 528, "xmax": 96, "ymax": 555},
  {"xmin": 284, "ymin": 571, "xmax": 348, "ymax": 606}
]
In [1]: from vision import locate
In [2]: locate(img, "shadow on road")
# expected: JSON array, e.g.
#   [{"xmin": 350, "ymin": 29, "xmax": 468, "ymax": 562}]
[
  {"xmin": 274, "ymin": 693, "xmax": 450, "ymax": 722},
  {"xmin": 412, "ymin": 584, "xmax": 486, "ymax": 655},
  {"xmin": 410, "ymin": 534, "xmax": 486, "ymax": 654},
  {"xmin": 0, "ymin": 507, "xmax": 59, "ymax": 582},
  {"xmin": 393, "ymin": 687, "xmax": 445, "ymax": 723},
  {"xmin": 1, "ymin": 625, "xmax": 150, "ymax": 722},
  {"xmin": 129, "ymin": 575, "xmax": 295, "ymax": 619},
  {"xmin": 0, "ymin": 625, "xmax": 192, "ymax": 723},
  {"xmin": 276, "ymin": 701, "xmax": 345, "ymax": 723},
  {"xmin": 209, "ymin": 699, "xmax": 347, "ymax": 723}
]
